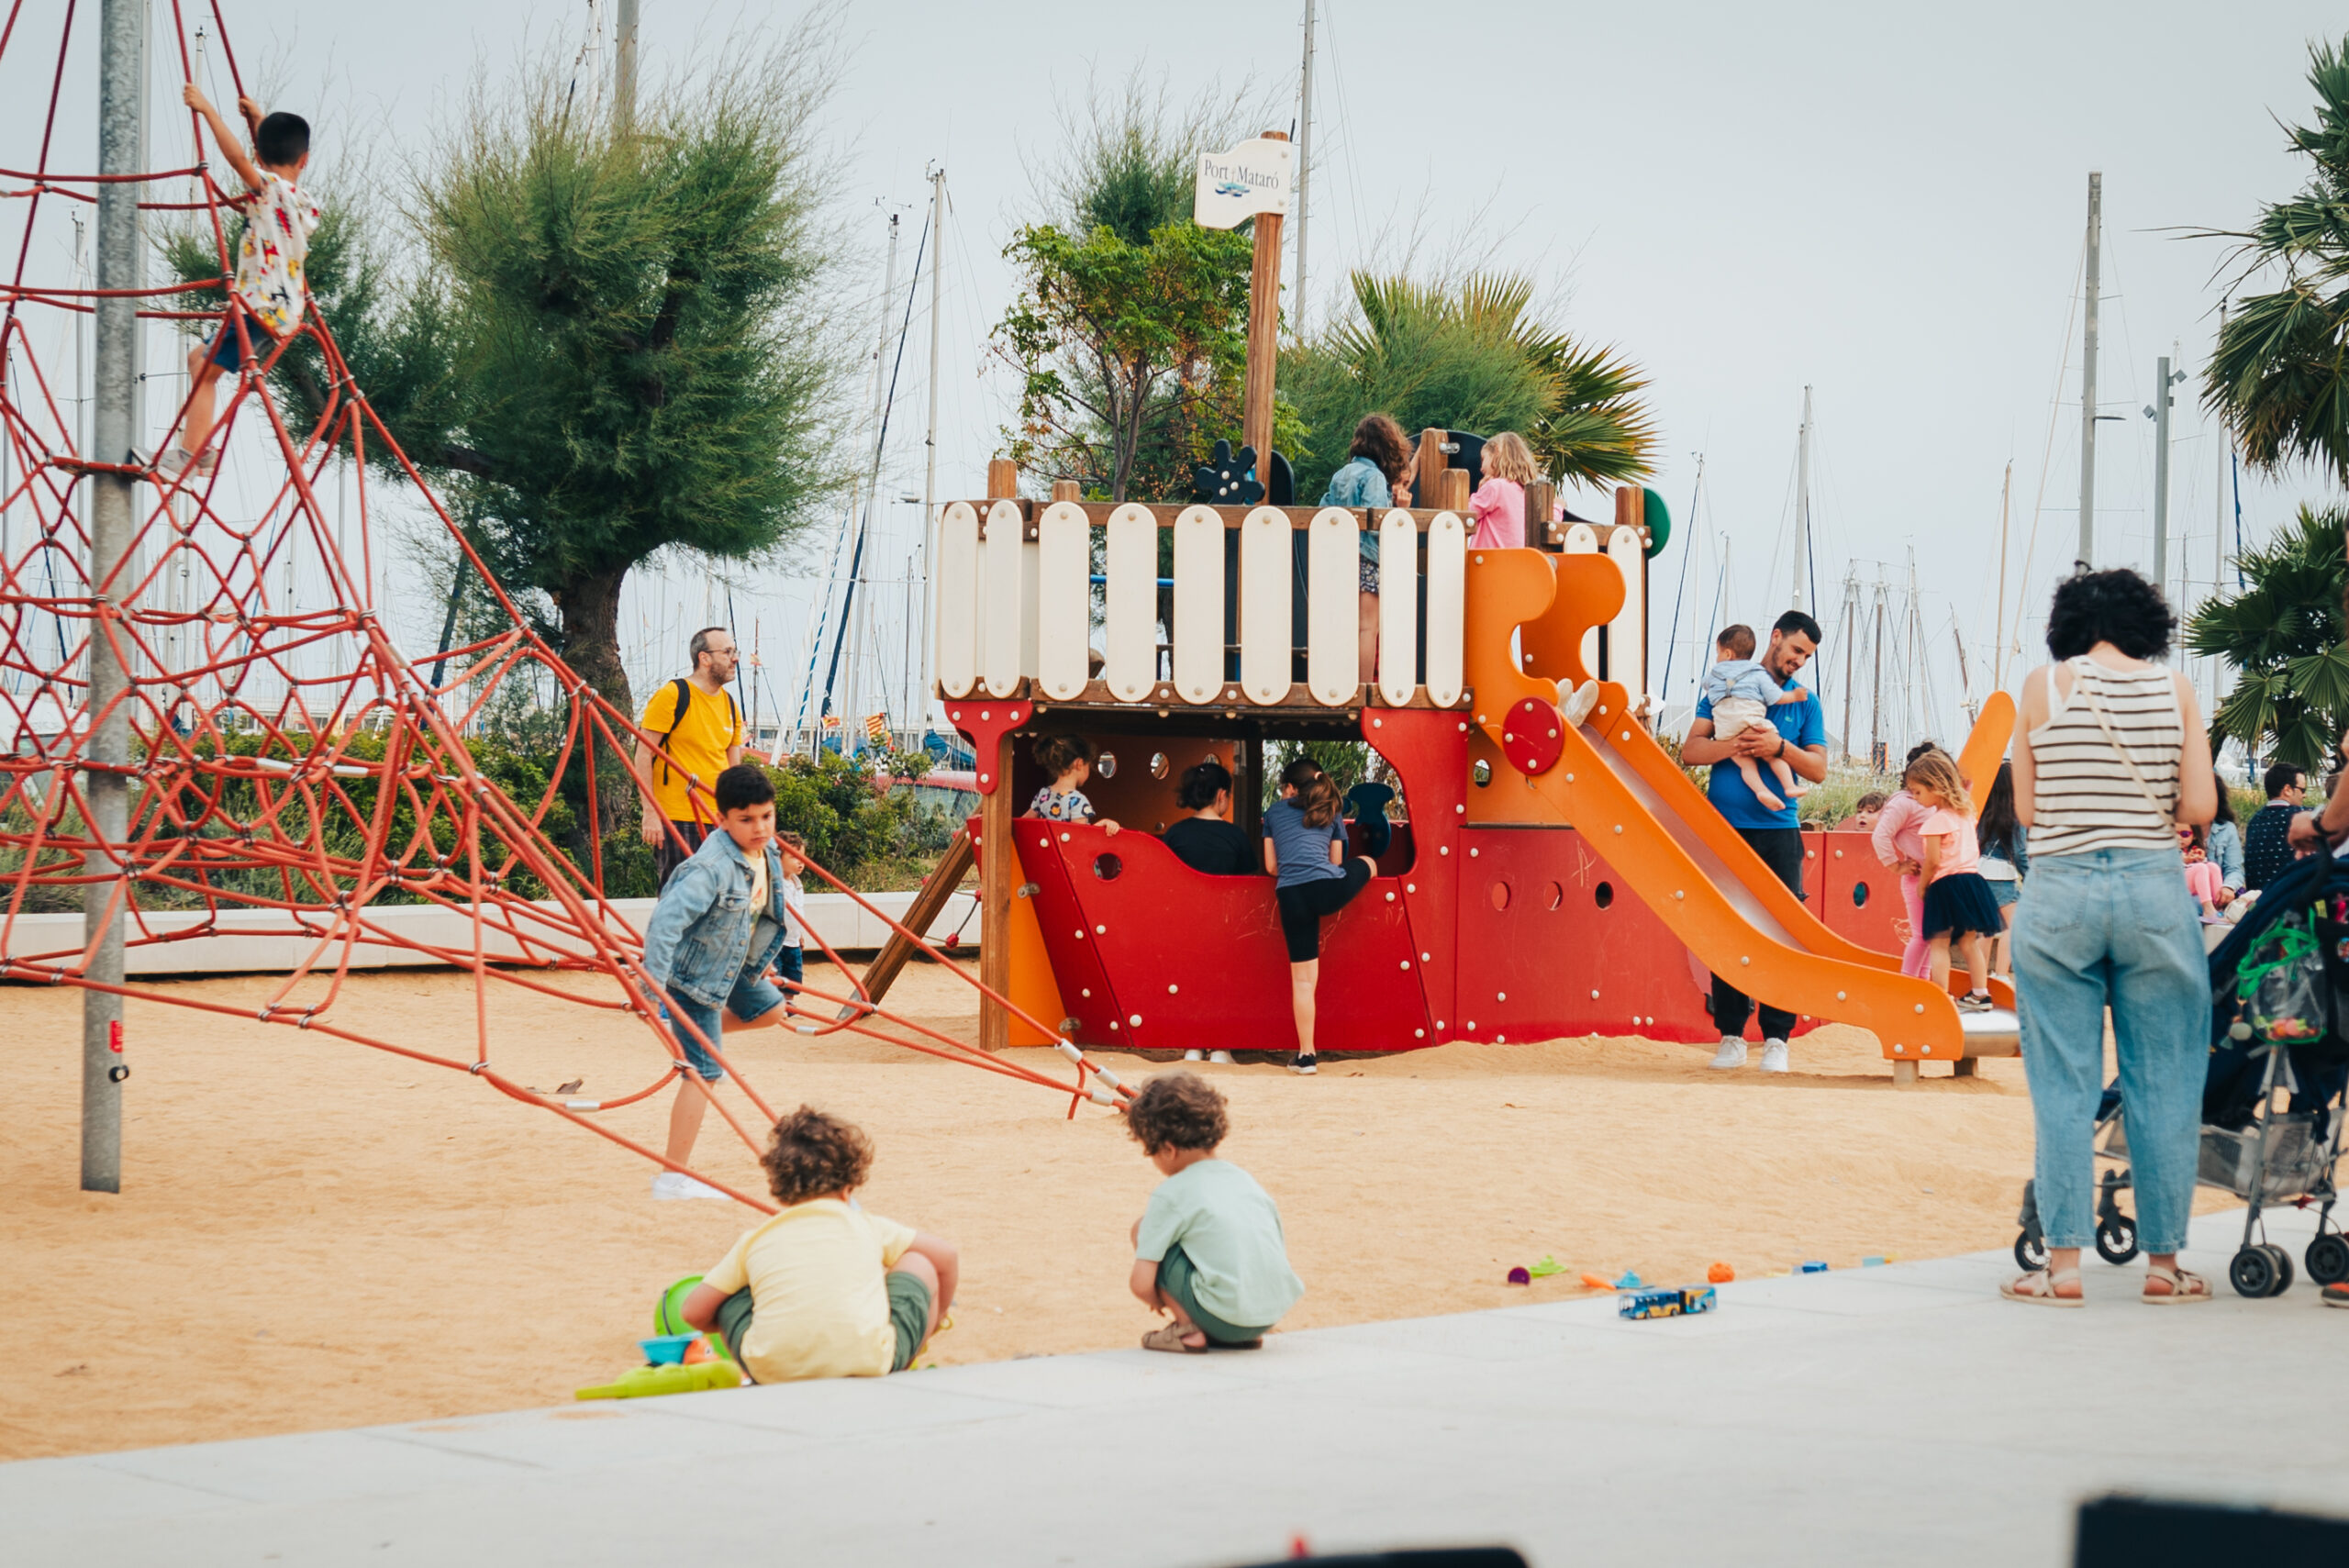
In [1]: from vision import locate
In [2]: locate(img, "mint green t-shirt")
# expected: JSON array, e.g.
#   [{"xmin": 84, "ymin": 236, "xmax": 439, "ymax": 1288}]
[{"xmin": 1134, "ymin": 1158, "xmax": 1304, "ymax": 1329}]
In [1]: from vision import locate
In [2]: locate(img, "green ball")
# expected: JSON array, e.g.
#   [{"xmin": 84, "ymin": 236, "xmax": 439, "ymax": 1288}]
[{"xmin": 655, "ymin": 1274, "xmax": 705, "ymax": 1337}]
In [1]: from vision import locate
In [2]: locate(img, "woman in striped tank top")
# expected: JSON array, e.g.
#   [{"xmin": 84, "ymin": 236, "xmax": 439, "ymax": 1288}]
[{"xmin": 2006, "ymin": 569, "xmax": 2217, "ymax": 1307}]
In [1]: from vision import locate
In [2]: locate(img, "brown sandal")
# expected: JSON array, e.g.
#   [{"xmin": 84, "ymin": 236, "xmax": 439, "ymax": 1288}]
[
  {"xmin": 2143, "ymin": 1264, "xmax": 2213, "ymax": 1305},
  {"xmin": 1141, "ymin": 1322, "xmax": 1208, "ymax": 1353},
  {"xmin": 1999, "ymin": 1266, "xmax": 2084, "ymax": 1307}
]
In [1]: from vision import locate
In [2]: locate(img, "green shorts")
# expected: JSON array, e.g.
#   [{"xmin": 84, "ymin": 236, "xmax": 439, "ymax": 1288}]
[
  {"xmin": 715, "ymin": 1271, "xmax": 934, "ymax": 1381},
  {"xmin": 1156, "ymin": 1243, "xmax": 1274, "ymax": 1345}
]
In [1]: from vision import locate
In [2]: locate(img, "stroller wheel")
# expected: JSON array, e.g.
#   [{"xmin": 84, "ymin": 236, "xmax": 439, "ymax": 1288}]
[
  {"xmin": 2262, "ymin": 1243, "xmax": 2296, "ymax": 1295},
  {"xmin": 2306, "ymin": 1232, "xmax": 2349, "ymax": 1286},
  {"xmin": 2094, "ymin": 1215, "xmax": 2140, "ymax": 1266},
  {"xmin": 2013, "ymin": 1231, "xmax": 2048, "ymax": 1273},
  {"xmin": 2230, "ymin": 1245, "xmax": 2277, "ymax": 1298}
]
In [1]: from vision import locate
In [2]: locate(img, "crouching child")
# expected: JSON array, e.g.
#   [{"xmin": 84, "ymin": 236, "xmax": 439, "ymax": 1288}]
[
  {"xmin": 678, "ymin": 1107, "xmax": 958, "ymax": 1382},
  {"xmin": 1127, "ymin": 1073, "xmax": 1303, "ymax": 1351}
]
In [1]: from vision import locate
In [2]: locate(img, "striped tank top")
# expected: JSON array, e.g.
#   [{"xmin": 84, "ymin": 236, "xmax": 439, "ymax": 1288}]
[{"xmin": 2024, "ymin": 658, "xmax": 2184, "ymax": 859}]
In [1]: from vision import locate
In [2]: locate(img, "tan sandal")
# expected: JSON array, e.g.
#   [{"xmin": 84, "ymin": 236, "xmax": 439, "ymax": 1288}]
[
  {"xmin": 1141, "ymin": 1321, "xmax": 1208, "ymax": 1353},
  {"xmin": 2000, "ymin": 1266, "xmax": 2084, "ymax": 1307},
  {"xmin": 2142, "ymin": 1264, "xmax": 2212, "ymax": 1305}
]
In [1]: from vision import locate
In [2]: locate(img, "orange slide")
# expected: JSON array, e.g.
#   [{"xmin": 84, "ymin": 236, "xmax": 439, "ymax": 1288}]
[{"xmin": 1463, "ymin": 547, "xmax": 2019, "ymax": 1081}]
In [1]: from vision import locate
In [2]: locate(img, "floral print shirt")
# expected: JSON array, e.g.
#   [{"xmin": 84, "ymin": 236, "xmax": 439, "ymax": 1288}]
[
  {"xmin": 234, "ymin": 172, "xmax": 321, "ymax": 338},
  {"xmin": 1029, "ymin": 786, "xmax": 1097, "ymax": 824}
]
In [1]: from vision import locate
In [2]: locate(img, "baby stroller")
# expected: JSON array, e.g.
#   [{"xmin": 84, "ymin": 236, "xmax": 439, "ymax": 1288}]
[{"xmin": 2013, "ymin": 847, "xmax": 2349, "ymax": 1296}]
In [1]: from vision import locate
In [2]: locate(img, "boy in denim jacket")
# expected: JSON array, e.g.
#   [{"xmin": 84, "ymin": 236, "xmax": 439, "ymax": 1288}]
[{"xmin": 641, "ymin": 763, "xmax": 801, "ymax": 1200}]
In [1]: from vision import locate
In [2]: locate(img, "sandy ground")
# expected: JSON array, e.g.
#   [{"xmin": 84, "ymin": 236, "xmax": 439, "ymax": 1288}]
[{"xmin": 4, "ymin": 959, "xmax": 2076, "ymax": 1461}]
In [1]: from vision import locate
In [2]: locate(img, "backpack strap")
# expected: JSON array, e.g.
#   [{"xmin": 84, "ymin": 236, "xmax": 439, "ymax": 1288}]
[{"xmin": 655, "ymin": 676, "xmax": 692, "ymax": 789}]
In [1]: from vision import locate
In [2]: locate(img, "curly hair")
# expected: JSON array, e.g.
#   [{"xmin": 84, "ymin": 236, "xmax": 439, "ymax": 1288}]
[
  {"xmin": 1350, "ymin": 414, "xmax": 1412, "ymax": 489},
  {"xmin": 1032, "ymin": 733, "xmax": 1095, "ymax": 779},
  {"xmin": 1124, "ymin": 1072, "xmax": 1229, "ymax": 1156},
  {"xmin": 1902, "ymin": 749, "xmax": 1973, "ymax": 816},
  {"xmin": 760, "ymin": 1106, "xmax": 874, "ymax": 1206},
  {"xmin": 2044, "ymin": 567, "xmax": 2175, "ymax": 660}
]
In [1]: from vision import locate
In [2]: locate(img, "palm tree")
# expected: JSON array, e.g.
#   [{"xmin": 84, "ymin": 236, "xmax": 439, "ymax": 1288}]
[
  {"xmin": 2187, "ymin": 504, "xmax": 2349, "ymax": 773},
  {"xmin": 2200, "ymin": 36, "xmax": 2349, "ymax": 481},
  {"xmin": 1283, "ymin": 270, "xmax": 1655, "ymax": 501}
]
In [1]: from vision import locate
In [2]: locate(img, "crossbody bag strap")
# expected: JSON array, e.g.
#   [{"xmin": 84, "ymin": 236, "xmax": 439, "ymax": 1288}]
[{"xmin": 2071, "ymin": 659, "xmax": 2174, "ymax": 823}]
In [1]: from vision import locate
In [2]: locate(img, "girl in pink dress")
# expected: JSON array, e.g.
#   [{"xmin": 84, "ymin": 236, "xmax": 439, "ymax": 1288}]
[
  {"xmin": 1469, "ymin": 431, "xmax": 1537, "ymax": 548},
  {"xmin": 2178, "ymin": 825, "xmax": 2223, "ymax": 917},
  {"xmin": 1908, "ymin": 751, "xmax": 2000, "ymax": 1011}
]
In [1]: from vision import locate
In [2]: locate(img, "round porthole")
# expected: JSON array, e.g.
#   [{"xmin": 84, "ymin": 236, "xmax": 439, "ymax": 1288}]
[
  {"xmin": 1094, "ymin": 853, "xmax": 1123, "ymax": 881},
  {"xmin": 1149, "ymin": 751, "xmax": 1169, "ymax": 779},
  {"xmin": 1489, "ymin": 881, "xmax": 1512, "ymax": 911},
  {"xmin": 1096, "ymin": 751, "xmax": 1118, "ymax": 779},
  {"xmin": 1472, "ymin": 760, "xmax": 1492, "ymax": 787},
  {"xmin": 1542, "ymin": 881, "xmax": 1564, "ymax": 911},
  {"xmin": 1853, "ymin": 881, "xmax": 1870, "ymax": 908},
  {"xmin": 1595, "ymin": 881, "xmax": 1615, "ymax": 910}
]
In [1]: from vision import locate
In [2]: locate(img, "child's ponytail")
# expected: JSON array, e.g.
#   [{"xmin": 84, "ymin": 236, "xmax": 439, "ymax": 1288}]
[{"xmin": 1281, "ymin": 758, "xmax": 1341, "ymax": 828}]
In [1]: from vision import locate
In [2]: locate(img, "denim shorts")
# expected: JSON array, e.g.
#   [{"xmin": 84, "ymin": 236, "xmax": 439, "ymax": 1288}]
[
  {"xmin": 1986, "ymin": 877, "xmax": 2020, "ymax": 909},
  {"xmin": 206, "ymin": 318, "xmax": 277, "ymax": 373},
  {"xmin": 665, "ymin": 964, "xmax": 788, "ymax": 1081}
]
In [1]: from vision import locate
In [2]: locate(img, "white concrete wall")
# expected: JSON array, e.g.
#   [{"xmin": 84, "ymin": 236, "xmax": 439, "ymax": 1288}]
[{"xmin": 0, "ymin": 889, "xmax": 977, "ymax": 979}]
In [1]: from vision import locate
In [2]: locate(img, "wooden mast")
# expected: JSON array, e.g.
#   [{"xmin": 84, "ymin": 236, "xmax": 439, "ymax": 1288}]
[{"xmin": 1242, "ymin": 130, "xmax": 1288, "ymax": 472}]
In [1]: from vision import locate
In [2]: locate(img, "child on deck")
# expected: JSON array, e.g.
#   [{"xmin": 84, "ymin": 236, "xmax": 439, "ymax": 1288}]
[
  {"xmin": 640, "ymin": 764, "xmax": 807, "ymax": 1201},
  {"xmin": 677, "ymin": 1107, "xmax": 958, "ymax": 1383},
  {"xmin": 167, "ymin": 88, "xmax": 318, "ymax": 479},
  {"xmin": 1468, "ymin": 431, "xmax": 1538, "ymax": 549},
  {"xmin": 1871, "ymin": 742, "xmax": 1943, "ymax": 980},
  {"xmin": 1126, "ymin": 1073, "xmax": 1303, "ymax": 1352},
  {"xmin": 1698, "ymin": 625, "xmax": 1813, "ymax": 811},
  {"xmin": 1025, "ymin": 734, "xmax": 1119, "ymax": 835},
  {"xmin": 1906, "ymin": 751, "xmax": 1998, "ymax": 1012}
]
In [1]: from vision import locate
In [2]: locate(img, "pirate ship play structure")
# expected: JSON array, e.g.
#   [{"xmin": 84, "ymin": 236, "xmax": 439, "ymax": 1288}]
[{"xmin": 909, "ymin": 450, "xmax": 2021, "ymax": 1085}]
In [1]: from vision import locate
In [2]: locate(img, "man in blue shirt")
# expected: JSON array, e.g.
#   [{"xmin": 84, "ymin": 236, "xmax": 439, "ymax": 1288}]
[{"xmin": 1679, "ymin": 609, "xmax": 1827, "ymax": 1074}]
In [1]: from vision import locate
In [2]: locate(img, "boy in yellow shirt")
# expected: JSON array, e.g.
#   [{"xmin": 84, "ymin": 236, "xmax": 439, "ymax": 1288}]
[{"xmin": 679, "ymin": 1107, "xmax": 958, "ymax": 1382}]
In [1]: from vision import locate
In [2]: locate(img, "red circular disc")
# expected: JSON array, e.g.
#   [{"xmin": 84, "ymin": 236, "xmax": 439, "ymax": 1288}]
[{"xmin": 1505, "ymin": 695, "xmax": 1564, "ymax": 776}]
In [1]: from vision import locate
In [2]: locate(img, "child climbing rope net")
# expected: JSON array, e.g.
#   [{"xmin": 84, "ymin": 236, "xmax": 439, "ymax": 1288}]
[{"xmin": 0, "ymin": 0, "xmax": 1129, "ymax": 1211}]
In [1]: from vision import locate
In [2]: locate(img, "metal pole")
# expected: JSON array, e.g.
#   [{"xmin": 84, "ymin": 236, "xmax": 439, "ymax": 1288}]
[
  {"xmin": 1293, "ymin": 0, "xmax": 1315, "ymax": 342},
  {"xmin": 2151, "ymin": 352, "xmax": 2173, "ymax": 592},
  {"xmin": 83, "ymin": 0, "xmax": 146, "ymax": 1193},
  {"xmin": 614, "ymin": 0, "xmax": 640, "ymax": 128},
  {"xmin": 918, "ymin": 167, "xmax": 945, "ymax": 739},
  {"xmin": 1992, "ymin": 460, "xmax": 2012, "ymax": 689},
  {"xmin": 2077, "ymin": 171, "xmax": 2101, "ymax": 567}
]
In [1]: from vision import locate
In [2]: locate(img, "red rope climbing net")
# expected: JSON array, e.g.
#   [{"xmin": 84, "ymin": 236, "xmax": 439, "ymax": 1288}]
[{"xmin": 0, "ymin": 0, "xmax": 1128, "ymax": 1208}]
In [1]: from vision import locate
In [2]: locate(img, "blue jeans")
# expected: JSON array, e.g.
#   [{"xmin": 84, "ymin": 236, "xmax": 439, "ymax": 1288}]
[
  {"xmin": 663, "ymin": 960, "xmax": 788, "ymax": 1082},
  {"xmin": 2011, "ymin": 847, "xmax": 2210, "ymax": 1253}
]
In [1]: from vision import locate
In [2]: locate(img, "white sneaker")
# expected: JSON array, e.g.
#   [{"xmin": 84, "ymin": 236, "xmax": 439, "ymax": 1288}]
[
  {"xmin": 1183, "ymin": 1049, "xmax": 1206, "ymax": 1062},
  {"xmin": 651, "ymin": 1171, "xmax": 729, "ymax": 1201},
  {"xmin": 1561, "ymin": 680, "xmax": 1601, "ymax": 728},
  {"xmin": 1208, "ymin": 1050, "xmax": 1234, "ymax": 1064},
  {"xmin": 1709, "ymin": 1038, "xmax": 1747, "ymax": 1070},
  {"xmin": 1760, "ymin": 1040, "xmax": 1790, "ymax": 1073}
]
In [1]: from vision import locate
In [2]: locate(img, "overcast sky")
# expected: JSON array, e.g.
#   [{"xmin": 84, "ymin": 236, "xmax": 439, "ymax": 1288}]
[{"xmin": 8, "ymin": 1, "xmax": 2345, "ymax": 749}]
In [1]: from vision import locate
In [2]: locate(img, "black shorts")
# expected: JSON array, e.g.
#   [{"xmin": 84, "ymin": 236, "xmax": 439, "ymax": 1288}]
[
  {"xmin": 653, "ymin": 820, "xmax": 708, "ymax": 889},
  {"xmin": 1275, "ymin": 858, "xmax": 1372, "ymax": 962}
]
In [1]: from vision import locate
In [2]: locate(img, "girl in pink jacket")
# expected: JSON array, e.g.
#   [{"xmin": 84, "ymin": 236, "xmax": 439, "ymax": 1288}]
[{"xmin": 1870, "ymin": 757, "xmax": 1938, "ymax": 980}]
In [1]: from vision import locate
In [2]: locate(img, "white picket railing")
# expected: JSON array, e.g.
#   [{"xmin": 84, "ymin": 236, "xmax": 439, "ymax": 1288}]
[{"xmin": 935, "ymin": 502, "xmax": 1469, "ymax": 708}]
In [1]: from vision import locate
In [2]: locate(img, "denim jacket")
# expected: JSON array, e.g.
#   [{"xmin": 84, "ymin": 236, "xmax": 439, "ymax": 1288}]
[{"xmin": 641, "ymin": 829, "xmax": 792, "ymax": 1006}]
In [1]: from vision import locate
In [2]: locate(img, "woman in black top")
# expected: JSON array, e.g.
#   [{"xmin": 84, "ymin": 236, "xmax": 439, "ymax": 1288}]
[{"xmin": 1161, "ymin": 762, "xmax": 1254, "ymax": 875}]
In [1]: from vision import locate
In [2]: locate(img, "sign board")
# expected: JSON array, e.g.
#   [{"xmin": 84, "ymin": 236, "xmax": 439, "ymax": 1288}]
[{"xmin": 1193, "ymin": 139, "xmax": 1293, "ymax": 229}]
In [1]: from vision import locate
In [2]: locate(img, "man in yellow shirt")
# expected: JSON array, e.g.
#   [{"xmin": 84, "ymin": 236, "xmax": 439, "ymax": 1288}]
[{"xmin": 636, "ymin": 627, "xmax": 747, "ymax": 886}]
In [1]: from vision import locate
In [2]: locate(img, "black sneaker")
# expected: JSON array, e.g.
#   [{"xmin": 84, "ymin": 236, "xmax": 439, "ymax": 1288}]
[
  {"xmin": 1956, "ymin": 993, "xmax": 1994, "ymax": 1014},
  {"xmin": 1286, "ymin": 1052, "xmax": 1319, "ymax": 1076}
]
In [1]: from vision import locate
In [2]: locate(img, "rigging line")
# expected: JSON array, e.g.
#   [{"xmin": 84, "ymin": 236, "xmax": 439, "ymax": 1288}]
[
  {"xmin": 1658, "ymin": 452, "xmax": 1703, "ymax": 705},
  {"xmin": 815, "ymin": 209, "xmax": 931, "ymax": 724},
  {"xmin": 2001, "ymin": 234, "xmax": 2087, "ymax": 690}
]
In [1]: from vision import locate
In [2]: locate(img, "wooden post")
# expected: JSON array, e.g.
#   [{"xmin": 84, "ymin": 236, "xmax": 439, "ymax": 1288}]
[
  {"xmin": 1050, "ymin": 478, "xmax": 1082, "ymax": 504},
  {"xmin": 1411, "ymin": 428, "xmax": 1446, "ymax": 507},
  {"xmin": 978, "ymin": 459, "xmax": 1022, "ymax": 1053},
  {"xmin": 1525, "ymin": 481, "xmax": 1556, "ymax": 548},
  {"xmin": 1242, "ymin": 130, "xmax": 1289, "ymax": 473},
  {"xmin": 1241, "ymin": 735, "xmax": 1265, "ymax": 842},
  {"xmin": 1435, "ymin": 468, "xmax": 1470, "ymax": 513},
  {"xmin": 854, "ymin": 828, "xmax": 975, "ymax": 1016}
]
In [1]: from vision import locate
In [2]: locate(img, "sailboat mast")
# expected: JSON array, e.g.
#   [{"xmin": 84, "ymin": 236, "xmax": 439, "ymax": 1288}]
[
  {"xmin": 918, "ymin": 165, "xmax": 947, "ymax": 740},
  {"xmin": 2077, "ymin": 171, "xmax": 2102, "ymax": 567},
  {"xmin": 1293, "ymin": 0, "xmax": 1316, "ymax": 340},
  {"xmin": 1792, "ymin": 385, "xmax": 1811, "ymax": 614},
  {"xmin": 1992, "ymin": 460, "xmax": 2012, "ymax": 689}
]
